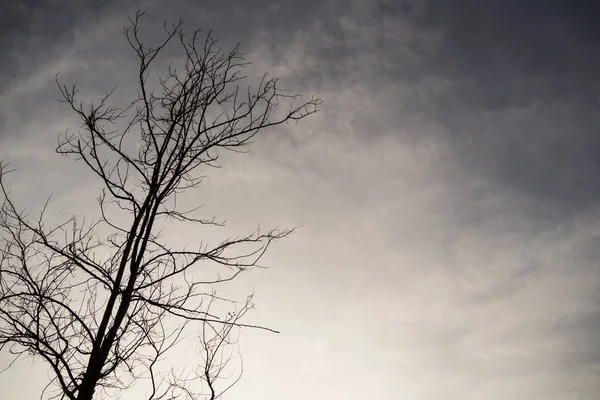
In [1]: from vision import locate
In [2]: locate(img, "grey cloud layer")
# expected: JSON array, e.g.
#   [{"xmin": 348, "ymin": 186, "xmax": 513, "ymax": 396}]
[
  {"xmin": 412, "ymin": 0, "xmax": 600, "ymax": 216},
  {"xmin": 0, "ymin": 0, "xmax": 599, "ymax": 399},
  {"xmin": 0, "ymin": 0, "xmax": 123, "ymax": 91}
]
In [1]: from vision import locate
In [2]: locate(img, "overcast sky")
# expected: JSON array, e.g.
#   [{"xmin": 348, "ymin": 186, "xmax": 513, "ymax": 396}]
[{"xmin": 1, "ymin": 0, "xmax": 600, "ymax": 399}]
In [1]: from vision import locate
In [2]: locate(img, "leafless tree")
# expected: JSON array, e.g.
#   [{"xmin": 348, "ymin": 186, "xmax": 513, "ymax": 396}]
[{"xmin": 0, "ymin": 10, "xmax": 320, "ymax": 400}]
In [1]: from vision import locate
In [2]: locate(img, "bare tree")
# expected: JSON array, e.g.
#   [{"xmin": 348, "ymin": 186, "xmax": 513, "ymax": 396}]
[{"xmin": 0, "ymin": 10, "xmax": 321, "ymax": 400}]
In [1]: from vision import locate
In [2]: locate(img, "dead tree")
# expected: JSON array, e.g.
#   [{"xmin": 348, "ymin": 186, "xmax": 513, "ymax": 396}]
[{"xmin": 0, "ymin": 10, "xmax": 320, "ymax": 400}]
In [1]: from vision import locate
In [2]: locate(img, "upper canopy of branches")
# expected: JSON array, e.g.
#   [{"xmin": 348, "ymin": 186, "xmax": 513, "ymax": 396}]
[{"xmin": 57, "ymin": 10, "xmax": 320, "ymax": 219}]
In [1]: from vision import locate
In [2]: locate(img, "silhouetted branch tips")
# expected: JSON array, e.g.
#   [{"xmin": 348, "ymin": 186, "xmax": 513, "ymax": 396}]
[{"xmin": 0, "ymin": 9, "xmax": 320, "ymax": 400}]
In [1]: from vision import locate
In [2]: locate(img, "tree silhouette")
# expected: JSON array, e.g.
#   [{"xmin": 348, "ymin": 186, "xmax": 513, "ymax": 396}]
[{"xmin": 0, "ymin": 10, "xmax": 321, "ymax": 400}]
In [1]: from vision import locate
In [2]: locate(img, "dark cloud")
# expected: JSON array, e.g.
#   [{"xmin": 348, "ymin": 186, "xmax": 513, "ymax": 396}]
[
  {"xmin": 420, "ymin": 0, "xmax": 600, "ymax": 83},
  {"xmin": 202, "ymin": 0, "xmax": 600, "ymax": 224},
  {"xmin": 0, "ymin": 0, "xmax": 333, "ymax": 138},
  {"xmin": 2, "ymin": 0, "xmax": 599, "ymax": 214},
  {"xmin": 402, "ymin": 0, "xmax": 600, "ymax": 218},
  {"xmin": 0, "ymin": 0, "xmax": 132, "ymax": 139},
  {"xmin": 0, "ymin": 0, "xmax": 124, "ymax": 90}
]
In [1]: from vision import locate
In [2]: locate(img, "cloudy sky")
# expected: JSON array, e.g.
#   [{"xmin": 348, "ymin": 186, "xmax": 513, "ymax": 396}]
[{"xmin": 1, "ymin": 0, "xmax": 600, "ymax": 399}]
